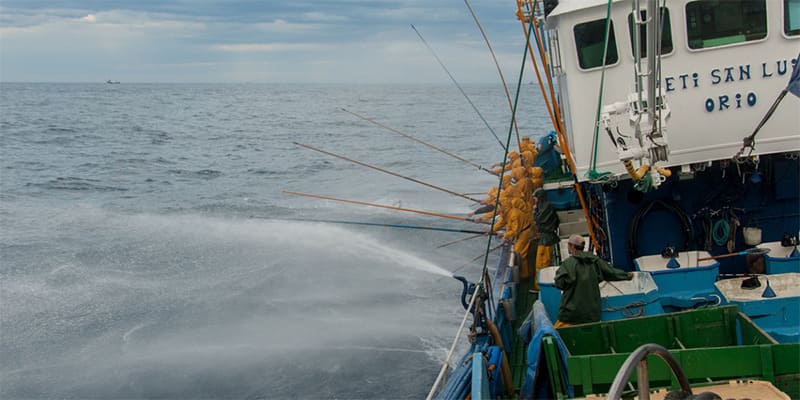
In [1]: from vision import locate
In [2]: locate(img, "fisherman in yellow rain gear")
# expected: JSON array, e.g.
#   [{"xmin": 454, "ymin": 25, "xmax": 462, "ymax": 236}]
[
  {"xmin": 491, "ymin": 151, "xmax": 521, "ymax": 176},
  {"xmin": 467, "ymin": 186, "xmax": 498, "ymax": 219},
  {"xmin": 511, "ymin": 166, "xmax": 534, "ymax": 208},
  {"xmin": 473, "ymin": 175, "xmax": 513, "ymax": 223},
  {"xmin": 520, "ymin": 149, "xmax": 537, "ymax": 169},
  {"xmin": 502, "ymin": 197, "xmax": 534, "ymax": 280},
  {"xmin": 520, "ymin": 135, "xmax": 535, "ymax": 154},
  {"xmin": 529, "ymin": 166, "xmax": 545, "ymax": 190}
]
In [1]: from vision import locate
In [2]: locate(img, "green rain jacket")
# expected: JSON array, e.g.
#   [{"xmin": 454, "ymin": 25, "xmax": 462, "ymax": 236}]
[{"xmin": 554, "ymin": 251, "xmax": 632, "ymax": 324}]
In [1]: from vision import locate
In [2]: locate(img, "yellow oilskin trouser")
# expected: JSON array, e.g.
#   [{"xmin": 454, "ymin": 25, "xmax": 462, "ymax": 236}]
[
  {"xmin": 504, "ymin": 198, "xmax": 534, "ymax": 279},
  {"xmin": 534, "ymin": 244, "xmax": 553, "ymax": 291}
]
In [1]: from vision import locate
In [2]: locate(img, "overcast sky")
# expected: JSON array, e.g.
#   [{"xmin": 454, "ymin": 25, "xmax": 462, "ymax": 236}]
[{"xmin": 0, "ymin": 1, "xmax": 535, "ymax": 83}]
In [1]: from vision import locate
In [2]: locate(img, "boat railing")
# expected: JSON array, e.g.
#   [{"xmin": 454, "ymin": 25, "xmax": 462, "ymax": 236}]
[{"xmin": 425, "ymin": 282, "xmax": 482, "ymax": 400}]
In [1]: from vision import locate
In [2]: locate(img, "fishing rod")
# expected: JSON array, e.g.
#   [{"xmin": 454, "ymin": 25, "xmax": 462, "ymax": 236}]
[
  {"xmin": 473, "ymin": 242, "xmax": 504, "ymax": 262},
  {"xmin": 437, "ymin": 242, "xmax": 506, "ymax": 282},
  {"xmin": 340, "ymin": 108, "xmax": 494, "ymax": 174},
  {"xmin": 293, "ymin": 142, "xmax": 481, "ymax": 203},
  {"xmin": 410, "ymin": 24, "xmax": 506, "ymax": 151},
  {"xmin": 697, "ymin": 247, "xmax": 770, "ymax": 262},
  {"xmin": 463, "ymin": 0, "xmax": 522, "ymax": 151},
  {"xmin": 282, "ymin": 190, "xmax": 484, "ymax": 223},
  {"xmin": 263, "ymin": 217, "xmax": 486, "ymax": 235},
  {"xmin": 436, "ymin": 233, "xmax": 486, "ymax": 249}
]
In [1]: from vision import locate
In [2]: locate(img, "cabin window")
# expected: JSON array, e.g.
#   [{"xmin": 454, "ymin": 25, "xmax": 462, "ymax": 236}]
[
  {"xmin": 787, "ymin": 0, "xmax": 800, "ymax": 36},
  {"xmin": 627, "ymin": 7, "xmax": 674, "ymax": 57},
  {"xmin": 685, "ymin": 0, "xmax": 767, "ymax": 49},
  {"xmin": 574, "ymin": 19, "xmax": 619, "ymax": 69}
]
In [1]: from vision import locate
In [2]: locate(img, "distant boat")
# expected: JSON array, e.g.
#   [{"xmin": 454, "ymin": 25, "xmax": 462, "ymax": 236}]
[{"xmin": 106, "ymin": 80, "xmax": 120, "ymax": 84}]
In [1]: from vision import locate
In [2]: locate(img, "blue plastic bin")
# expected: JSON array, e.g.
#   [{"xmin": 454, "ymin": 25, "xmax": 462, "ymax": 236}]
[
  {"xmin": 715, "ymin": 273, "xmax": 800, "ymax": 343},
  {"xmin": 537, "ymin": 267, "xmax": 663, "ymax": 322},
  {"xmin": 633, "ymin": 251, "xmax": 720, "ymax": 309},
  {"xmin": 757, "ymin": 241, "xmax": 800, "ymax": 274}
]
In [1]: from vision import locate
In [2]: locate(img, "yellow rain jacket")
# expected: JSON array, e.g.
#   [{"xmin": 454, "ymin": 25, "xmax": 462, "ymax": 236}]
[{"xmin": 504, "ymin": 198, "xmax": 534, "ymax": 278}]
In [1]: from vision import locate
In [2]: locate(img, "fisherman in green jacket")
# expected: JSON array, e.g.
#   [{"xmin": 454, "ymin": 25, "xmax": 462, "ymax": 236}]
[{"xmin": 554, "ymin": 234, "xmax": 633, "ymax": 328}]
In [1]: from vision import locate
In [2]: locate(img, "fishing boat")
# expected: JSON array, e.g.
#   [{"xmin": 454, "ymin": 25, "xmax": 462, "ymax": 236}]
[
  {"xmin": 424, "ymin": 0, "xmax": 800, "ymax": 398},
  {"xmin": 283, "ymin": 0, "xmax": 799, "ymax": 397}
]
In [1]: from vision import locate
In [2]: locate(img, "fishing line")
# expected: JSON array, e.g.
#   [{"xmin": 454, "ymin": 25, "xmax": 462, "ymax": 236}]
[
  {"xmin": 410, "ymin": 24, "xmax": 506, "ymax": 151},
  {"xmin": 294, "ymin": 141, "xmax": 482, "ymax": 203},
  {"xmin": 463, "ymin": 0, "xmax": 522, "ymax": 151},
  {"xmin": 259, "ymin": 217, "xmax": 486, "ymax": 235},
  {"xmin": 340, "ymin": 108, "xmax": 494, "ymax": 174},
  {"xmin": 478, "ymin": 16, "xmax": 533, "ymax": 278},
  {"xmin": 435, "ymin": 233, "xmax": 485, "ymax": 249},
  {"xmin": 282, "ymin": 190, "xmax": 480, "ymax": 223}
]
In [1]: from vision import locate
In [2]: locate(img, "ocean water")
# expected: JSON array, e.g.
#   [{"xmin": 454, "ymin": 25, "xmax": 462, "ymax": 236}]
[{"xmin": 0, "ymin": 82, "xmax": 549, "ymax": 399}]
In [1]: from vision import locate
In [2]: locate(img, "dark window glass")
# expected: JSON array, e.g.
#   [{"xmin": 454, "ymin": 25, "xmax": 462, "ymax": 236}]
[
  {"xmin": 686, "ymin": 0, "xmax": 767, "ymax": 49},
  {"xmin": 574, "ymin": 19, "xmax": 619, "ymax": 69},
  {"xmin": 786, "ymin": 0, "xmax": 800, "ymax": 36},
  {"xmin": 627, "ymin": 7, "xmax": 674, "ymax": 57}
]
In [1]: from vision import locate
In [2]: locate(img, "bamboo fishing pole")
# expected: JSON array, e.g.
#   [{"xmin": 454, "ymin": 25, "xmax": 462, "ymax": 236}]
[
  {"xmin": 293, "ymin": 142, "xmax": 481, "ymax": 203},
  {"xmin": 514, "ymin": 0, "xmax": 600, "ymax": 250},
  {"xmin": 440, "ymin": 242, "xmax": 507, "ymax": 280},
  {"xmin": 282, "ymin": 190, "xmax": 487, "ymax": 223},
  {"xmin": 409, "ymin": 24, "xmax": 506, "ymax": 151},
  {"xmin": 339, "ymin": 108, "xmax": 494, "ymax": 174}
]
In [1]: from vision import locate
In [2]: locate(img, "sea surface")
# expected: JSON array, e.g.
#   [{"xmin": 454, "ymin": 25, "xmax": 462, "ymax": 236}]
[{"xmin": 0, "ymin": 82, "xmax": 549, "ymax": 399}]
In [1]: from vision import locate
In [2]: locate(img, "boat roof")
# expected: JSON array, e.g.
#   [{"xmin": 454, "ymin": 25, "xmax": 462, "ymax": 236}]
[{"xmin": 548, "ymin": 0, "xmax": 626, "ymax": 18}]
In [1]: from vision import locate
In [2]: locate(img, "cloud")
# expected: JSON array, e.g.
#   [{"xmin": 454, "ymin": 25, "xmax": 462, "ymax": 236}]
[
  {"xmin": 252, "ymin": 19, "xmax": 316, "ymax": 33},
  {"xmin": 0, "ymin": 1, "xmax": 521, "ymax": 83},
  {"xmin": 302, "ymin": 12, "xmax": 349, "ymax": 22},
  {"xmin": 211, "ymin": 43, "xmax": 326, "ymax": 52}
]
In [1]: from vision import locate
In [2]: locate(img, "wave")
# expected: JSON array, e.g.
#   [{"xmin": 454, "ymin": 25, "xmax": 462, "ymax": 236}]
[
  {"xmin": 167, "ymin": 169, "xmax": 222, "ymax": 179},
  {"xmin": 27, "ymin": 177, "xmax": 128, "ymax": 192}
]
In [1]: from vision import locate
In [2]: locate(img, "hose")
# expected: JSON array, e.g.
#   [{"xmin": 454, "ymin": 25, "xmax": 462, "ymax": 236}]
[
  {"xmin": 628, "ymin": 200, "xmax": 693, "ymax": 267},
  {"xmin": 486, "ymin": 319, "xmax": 516, "ymax": 396},
  {"xmin": 712, "ymin": 218, "xmax": 730, "ymax": 246}
]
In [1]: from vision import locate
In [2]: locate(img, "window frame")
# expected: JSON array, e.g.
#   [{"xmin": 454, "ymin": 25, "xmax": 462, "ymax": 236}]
[
  {"xmin": 684, "ymin": 0, "xmax": 769, "ymax": 52},
  {"xmin": 784, "ymin": 0, "xmax": 800, "ymax": 38},
  {"xmin": 627, "ymin": 6, "xmax": 675, "ymax": 59},
  {"xmin": 573, "ymin": 18, "xmax": 621, "ymax": 71}
]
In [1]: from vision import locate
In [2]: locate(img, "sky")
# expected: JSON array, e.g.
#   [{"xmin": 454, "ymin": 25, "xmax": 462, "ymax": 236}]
[{"xmin": 0, "ymin": 1, "xmax": 534, "ymax": 83}]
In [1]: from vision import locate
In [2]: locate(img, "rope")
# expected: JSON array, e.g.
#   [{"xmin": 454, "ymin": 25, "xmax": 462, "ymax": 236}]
[
  {"xmin": 425, "ymin": 282, "xmax": 482, "ymax": 400},
  {"xmin": 516, "ymin": 0, "xmax": 600, "ymax": 251},
  {"xmin": 602, "ymin": 297, "xmax": 661, "ymax": 318},
  {"xmin": 516, "ymin": 1, "xmax": 557, "ymax": 138},
  {"xmin": 628, "ymin": 200, "xmax": 693, "ymax": 266},
  {"xmin": 427, "ymin": 15, "xmax": 535, "ymax": 400},
  {"xmin": 712, "ymin": 219, "xmax": 730, "ymax": 246},
  {"xmin": 479, "ymin": 17, "xmax": 533, "ymax": 286},
  {"xmin": 410, "ymin": 24, "xmax": 506, "ymax": 151},
  {"xmin": 588, "ymin": 0, "xmax": 614, "ymax": 180},
  {"xmin": 463, "ymin": 0, "xmax": 522, "ymax": 151}
]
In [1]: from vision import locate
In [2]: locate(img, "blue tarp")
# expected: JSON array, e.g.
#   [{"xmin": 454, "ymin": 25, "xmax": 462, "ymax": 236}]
[{"xmin": 518, "ymin": 301, "xmax": 574, "ymax": 399}]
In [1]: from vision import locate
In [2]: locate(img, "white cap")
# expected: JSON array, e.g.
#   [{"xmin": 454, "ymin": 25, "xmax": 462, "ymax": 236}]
[{"xmin": 568, "ymin": 234, "xmax": 585, "ymax": 247}]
